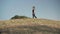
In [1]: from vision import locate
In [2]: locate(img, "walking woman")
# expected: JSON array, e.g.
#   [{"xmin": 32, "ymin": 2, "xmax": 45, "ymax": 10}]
[{"xmin": 32, "ymin": 6, "xmax": 37, "ymax": 18}]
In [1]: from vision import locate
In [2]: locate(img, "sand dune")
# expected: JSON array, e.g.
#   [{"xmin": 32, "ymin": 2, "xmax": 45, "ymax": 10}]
[{"xmin": 0, "ymin": 18, "xmax": 60, "ymax": 34}]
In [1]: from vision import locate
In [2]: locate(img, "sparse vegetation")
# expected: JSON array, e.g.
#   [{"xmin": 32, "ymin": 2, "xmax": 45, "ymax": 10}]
[
  {"xmin": 11, "ymin": 15, "xmax": 29, "ymax": 19},
  {"xmin": 0, "ymin": 18, "xmax": 60, "ymax": 34}
]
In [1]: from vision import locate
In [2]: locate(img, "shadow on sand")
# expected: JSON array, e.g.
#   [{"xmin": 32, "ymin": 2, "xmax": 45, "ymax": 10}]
[{"xmin": 0, "ymin": 25, "xmax": 60, "ymax": 34}]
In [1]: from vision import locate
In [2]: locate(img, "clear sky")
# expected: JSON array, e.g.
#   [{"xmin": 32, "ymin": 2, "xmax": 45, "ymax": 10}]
[{"xmin": 0, "ymin": 0, "xmax": 60, "ymax": 20}]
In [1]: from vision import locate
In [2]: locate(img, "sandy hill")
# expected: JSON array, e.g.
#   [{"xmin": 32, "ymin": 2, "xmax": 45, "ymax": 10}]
[{"xmin": 0, "ymin": 18, "xmax": 60, "ymax": 34}]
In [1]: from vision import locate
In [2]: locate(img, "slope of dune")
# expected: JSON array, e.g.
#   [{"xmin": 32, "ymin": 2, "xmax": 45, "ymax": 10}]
[
  {"xmin": 0, "ymin": 18, "xmax": 60, "ymax": 28},
  {"xmin": 0, "ymin": 18, "xmax": 60, "ymax": 34}
]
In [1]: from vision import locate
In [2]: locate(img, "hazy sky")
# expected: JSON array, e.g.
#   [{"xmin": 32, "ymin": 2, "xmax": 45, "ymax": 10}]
[{"xmin": 0, "ymin": 0, "xmax": 60, "ymax": 20}]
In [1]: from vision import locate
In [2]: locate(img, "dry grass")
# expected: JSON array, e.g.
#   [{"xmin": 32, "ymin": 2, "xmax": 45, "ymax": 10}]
[
  {"xmin": 0, "ymin": 18, "xmax": 60, "ymax": 29},
  {"xmin": 0, "ymin": 18, "xmax": 60, "ymax": 34}
]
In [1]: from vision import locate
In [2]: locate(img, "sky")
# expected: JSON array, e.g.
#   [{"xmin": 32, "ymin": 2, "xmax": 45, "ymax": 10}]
[{"xmin": 0, "ymin": 0, "xmax": 60, "ymax": 20}]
